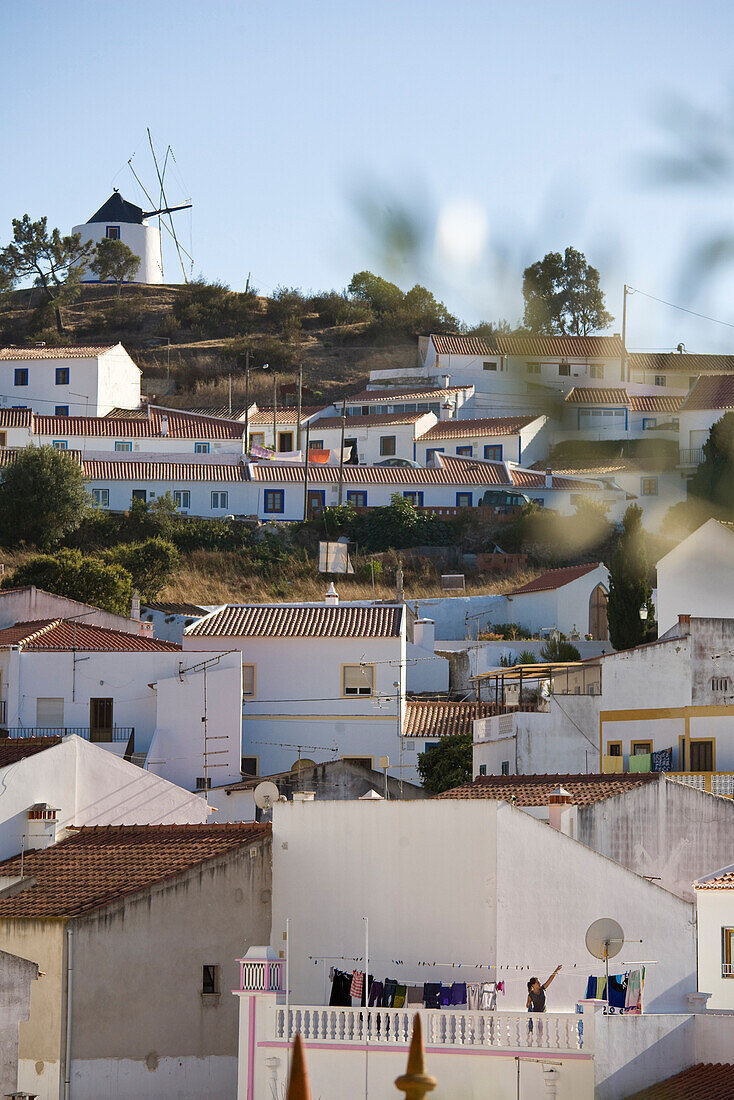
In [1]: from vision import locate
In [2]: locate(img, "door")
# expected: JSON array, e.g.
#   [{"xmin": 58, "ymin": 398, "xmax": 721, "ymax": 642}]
[
  {"xmin": 307, "ymin": 490, "xmax": 325, "ymax": 518},
  {"xmin": 589, "ymin": 585, "xmax": 608, "ymax": 640},
  {"xmin": 689, "ymin": 740, "xmax": 714, "ymax": 772},
  {"xmin": 131, "ymin": 489, "xmax": 147, "ymax": 503},
  {"xmin": 90, "ymin": 698, "xmax": 113, "ymax": 742}
]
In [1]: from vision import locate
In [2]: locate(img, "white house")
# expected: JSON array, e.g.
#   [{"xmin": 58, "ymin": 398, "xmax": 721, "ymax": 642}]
[
  {"xmin": 32, "ymin": 405, "xmax": 246, "ymax": 455},
  {"xmin": 677, "ymin": 373, "xmax": 734, "ymax": 475},
  {"xmin": 183, "ymin": 596, "xmax": 408, "ymax": 779},
  {"xmin": 695, "ymin": 862, "xmax": 734, "ymax": 1010},
  {"xmin": 82, "ymin": 454, "xmax": 250, "ymax": 515},
  {"xmin": 0, "ymin": 619, "xmax": 244, "ymax": 794},
  {"xmin": 245, "ymin": 405, "xmax": 328, "ymax": 453},
  {"xmin": 0, "ymin": 344, "xmax": 141, "ymax": 417},
  {"xmin": 414, "ymin": 413, "xmax": 549, "ymax": 466},
  {"xmin": 656, "ymin": 518, "xmax": 734, "ymax": 634},
  {"xmin": 558, "ymin": 386, "xmax": 684, "ymax": 442},
  {"xmin": 628, "ymin": 350, "xmax": 734, "ymax": 388},
  {"xmin": 73, "ymin": 191, "xmax": 169, "ymax": 285},
  {"xmin": 503, "ymin": 562, "xmax": 610, "ymax": 640},
  {"xmin": 0, "ymin": 584, "xmax": 147, "ymax": 635},
  {"xmin": 305, "ymin": 411, "xmax": 437, "ymax": 465},
  {"xmin": 344, "ymin": 383, "xmax": 474, "ymax": 418}
]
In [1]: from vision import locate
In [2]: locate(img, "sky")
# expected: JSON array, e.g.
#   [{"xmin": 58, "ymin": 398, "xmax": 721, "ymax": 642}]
[{"xmin": 5, "ymin": 0, "xmax": 734, "ymax": 351}]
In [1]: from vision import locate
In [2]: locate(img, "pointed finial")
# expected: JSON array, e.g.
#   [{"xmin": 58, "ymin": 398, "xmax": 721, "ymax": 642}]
[
  {"xmin": 395, "ymin": 1014, "xmax": 436, "ymax": 1098},
  {"xmin": 286, "ymin": 1033, "xmax": 311, "ymax": 1100}
]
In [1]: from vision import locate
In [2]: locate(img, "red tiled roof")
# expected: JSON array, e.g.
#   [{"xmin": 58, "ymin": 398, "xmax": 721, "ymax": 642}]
[
  {"xmin": 250, "ymin": 454, "xmax": 512, "ymax": 486},
  {"xmin": 0, "ymin": 823, "xmax": 270, "ymax": 919},
  {"xmin": 629, "ymin": 393, "xmax": 684, "ymax": 413},
  {"xmin": 508, "ymin": 563, "xmax": 601, "ymax": 594},
  {"xmin": 429, "ymin": 334, "xmax": 496, "ymax": 357},
  {"xmin": 83, "ymin": 459, "xmax": 247, "ymax": 482},
  {"xmin": 695, "ymin": 864, "xmax": 734, "ymax": 889},
  {"xmin": 248, "ymin": 406, "xmax": 325, "ymax": 426},
  {"xmin": 491, "ymin": 334, "xmax": 623, "ymax": 359},
  {"xmin": 0, "ymin": 345, "xmax": 119, "ymax": 360},
  {"xmin": 564, "ymin": 387, "xmax": 683, "ymax": 413},
  {"xmin": 435, "ymin": 773, "xmax": 657, "ymax": 804},
  {"xmin": 681, "ymin": 375, "xmax": 734, "ymax": 411},
  {"xmin": 510, "ymin": 468, "xmax": 600, "ymax": 491},
  {"xmin": 0, "ymin": 408, "xmax": 33, "ymax": 428},
  {"xmin": 347, "ymin": 387, "xmax": 472, "ymax": 403},
  {"xmin": 402, "ymin": 700, "xmax": 495, "ymax": 738},
  {"xmin": 0, "ymin": 736, "xmax": 62, "ymax": 767},
  {"xmin": 630, "ymin": 351, "xmax": 734, "ymax": 374},
  {"xmin": 0, "ymin": 620, "xmax": 181, "ymax": 652},
  {"xmin": 311, "ymin": 413, "xmax": 429, "ymax": 429},
  {"xmin": 35, "ymin": 406, "xmax": 245, "ymax": 440},
  {"xmin": 622, "ymin": 1063, "xmax": 734, "ymax": 1100},
  {"xmin": 187, "ymin": 603, "xmax": 403, "ymax": 638},
  {"xmin": 418, "ymin": 416, "xmax": 536, "ymax": 441}
]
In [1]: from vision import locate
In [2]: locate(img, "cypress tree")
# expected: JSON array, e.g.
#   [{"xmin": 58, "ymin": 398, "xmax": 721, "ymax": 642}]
[{"xmin": 607, "ymin": 504, "xmax": 654, "ymax": 650}]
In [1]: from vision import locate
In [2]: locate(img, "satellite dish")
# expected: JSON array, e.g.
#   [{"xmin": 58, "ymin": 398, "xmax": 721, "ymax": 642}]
[
  {"xmin": 253, "ymin": 781, "xmax": 280, "ymax": 811},
  {"xmin": 585, "ymin": 918, "xmax": 624, "ymax": 960}
]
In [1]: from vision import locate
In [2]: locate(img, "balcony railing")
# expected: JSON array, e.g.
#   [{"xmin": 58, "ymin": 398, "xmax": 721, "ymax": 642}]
[
  {"xmin": 2, "ymin": 726, "xmax": 134, "ymax": 744},
  {"xmin": 679, "ymin": 448, "xmax": 703, "ymax": 467},
  {"xmin": 668, "ymin": 772, "xmax": 734, "ymax": 797}
]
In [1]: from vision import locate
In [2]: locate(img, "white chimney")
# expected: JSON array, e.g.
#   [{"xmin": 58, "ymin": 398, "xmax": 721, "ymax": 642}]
[
  {"xmin": 545, "ymin": 468, "xmax": 553, "ymax": 489},
  {"xmin": 413, "ymin": 618, "xmax": 435, "ymax": 651},
  {"xmin": 548, "ymin": 785, "xmax": 577, "ymax": 836},
  {"xmin": 160, "ymin": 414, "xmax": 169, "ymax": 437},
  {"xmin": 131, "ymin": 591, "xmax": 140, "ymax": 620},
  {"xmin": 442, "ymin": 374, "xmax": 451, "ymax": 388},
  {"xmin": 26, "ymin": 804, "xmax": 59, "ymax": 850},
  {"xmin": 325, "ymin": 582, "xmax": 339, "ymax": 605},
  {"xmin": 439, "ymin": 400, "xmax": 454, "ymax": 421}
]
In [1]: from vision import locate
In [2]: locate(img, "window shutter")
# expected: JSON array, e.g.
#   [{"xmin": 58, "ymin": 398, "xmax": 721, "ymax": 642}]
[
  {"xmin": 343, "ymin": 665, "xmax": 373, "ymax": 695},
  {"xmin": 242, "ymin": 664, "xmax": 255, "ymax": 697},
  {"xmin": 36, "ymin": 698, "xmax": 64, "ymax": 728}
]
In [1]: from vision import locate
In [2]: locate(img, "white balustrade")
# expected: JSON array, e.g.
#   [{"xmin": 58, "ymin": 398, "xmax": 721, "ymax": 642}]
[{"xmin": 239, "ymin": 957, "xmax": 284, "ymax": 992}]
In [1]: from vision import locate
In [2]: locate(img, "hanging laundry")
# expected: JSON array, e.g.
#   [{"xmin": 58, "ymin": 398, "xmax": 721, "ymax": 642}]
[
  {"xmin": 368, "ymin": 980, "xmax": 384, "ymax": 1008},
  {"xmin": 624, "ymin": 969, "xmax": 644, "ymax": 1014},
  {"xmin": 329, "ymin": 970, "xmax": 353, "ymax": 1007},
  {"xmin": 382, "ymin": 979, "xmax": 398, "ymax": 1008},
  {"xmin": 479, "ymin": 982, "xmax": 497, "ymax": 1011},
  {"xmin": 603, "ymin": 753, "xmax": 624, "ymax": 774},
  {"xmin": 350, "ymin": 971, "xmax": 364, "ymax": 999},
  {"xmin": 607, "ymin": 974, "xmax": 627, "ymax": 1011},
  {"xmin": 629, "ymin": 753, "xmax": 652, "ymax": 773},
  {"xmin": 423, "ymin": 983, "xmax": 441, "ymax": 1009},
  {"xmin": 496, "ymin": 982, "xmax": 505, "ymax": 996},
  {"xmin": 394, "ymin": 984, "xmax": 407, "ymax": 1008},
  {"xmin": 585, "ymin": 976, "xmax": 596, "ymax": 999},
  {"xmin": 651, "ymin": 747, "xmax": 672, "ymax": 772},
  {"xmin": 407, "ymin": 986, "xmax": 423, "ymax": 1005},
  {"xmin": 467, "ymin": 984, "xmax": 480, "ymax": 1010},
  {"xmin": 439, "ymin": 984, "xmax": 452, "ymax": 1007},
  {"xmin": 451, "ymin": 982, "xmax": 468, "ymax": 1006}
]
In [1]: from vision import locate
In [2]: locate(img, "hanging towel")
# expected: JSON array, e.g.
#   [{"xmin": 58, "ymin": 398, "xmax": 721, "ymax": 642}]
[
  {"xmin": 329, "ymin": 970, "xmax": 352, "ymax": 1007},
  {"xmin": 608, "ymin": 974, "xmax": 627, "ymax": 1010},
  {"xmin": 350, "ymin": 971, "xmax": 364, "ymax": 999},
  {"xmin": 585, "ymin": 976, "xmax": 596, "ymax": 999},
  {"xmin": 651, "ymin": 747, "xmax": 672, "ymax": 772},
  {"xmin": 629, "ymin": 753, "xmax": 652, "ymax": 773},
  {"xmin": 407, "ymin": 985, "xmax": 423, "ymax": 1005},
  {"xmin": 383, "ymin": 979, "xmax": 397, "ymax": 1008},
  {"xmin": 467, "ymin": 983, "xmax": 480, "ymax": 1010},
  {"xmin": 423, "ymin": 983, "xmax": 441, "ymax": 1009},
  {"xmin": 497, "ymin": 982, "xmax": 505, "ymax": 996},
  {"xmin": 479, "ymin": 982, "xmax": 497, "ymax": 1010},
  {"xmin": 451, "ymin": 982, "xmax": 467, "ymax": 1006},
  {"xmin": 394, "ymin": 984, "xmax": 407, "ymax": 1008},
  {"xmin": 596, "ymin": 976, "xmax": 607, "ymax": 1000},
  {"xmin": 368, "ymin": 980, "xmax": 384, "ymax": 1008},
  {"xmin": 603, "ymin": 754, "xmax": 624, "ymax": 774},
  {"xmin": 439, "ymin": 984, "xmax": 452, "ymax": 1007},
  {"xmin": 624, "ymin": 969, "xmax": 644, "ymax": 1014}
]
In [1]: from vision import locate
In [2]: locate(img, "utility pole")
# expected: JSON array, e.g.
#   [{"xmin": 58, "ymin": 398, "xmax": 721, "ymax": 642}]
[
  {"xmin": 243, "ymin": 350, "xmax": 250, "ymax": 453},
  {"xmin": 272, "ymin": 372, "xmax": 278, "ymax": 455},
  {"xmin": 296, "ymin": 362, "xmax": 303, "ymax": 452},
  {"xmin": 302, "ymin": 422, "xmax": 311, "ymax": 520},
  {"xmin": 228, "ymin": 374, "xmax": 232, "ymax": 416},
  {"xmin": 337, "ymin": 400, "xmax": 347, "ymax": 505},
  {"xmin": 621, "ymin": 285, "xmax": 629, "ymax": 383}
]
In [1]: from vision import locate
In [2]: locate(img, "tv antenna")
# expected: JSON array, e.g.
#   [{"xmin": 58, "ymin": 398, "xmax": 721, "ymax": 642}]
[
  {"xmin": 127, "ymin": 128, "xmax": 193, "ymax": 282},
  {"xmin": 253, "ymin": 781, "xmax": 280, "ymax": 819},
  {"xmin": 585, "ymin": 918, "xmax": 624, "ymax": 1012}
]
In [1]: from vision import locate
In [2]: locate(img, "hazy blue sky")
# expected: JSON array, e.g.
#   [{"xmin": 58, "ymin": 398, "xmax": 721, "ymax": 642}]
[{"xmin": 5, "ymin": 0, "xmax": 734, "ymax": 349}]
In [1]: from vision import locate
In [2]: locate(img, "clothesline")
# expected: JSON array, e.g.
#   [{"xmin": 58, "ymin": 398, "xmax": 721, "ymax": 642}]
[{"xmin": 308, "ymin": 954, "xmax": 657, "ymax": 970}]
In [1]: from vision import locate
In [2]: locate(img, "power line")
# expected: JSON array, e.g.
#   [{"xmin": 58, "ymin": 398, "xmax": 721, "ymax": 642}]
[{"xmin": 627, "ymin": 286, "xmax": 734, "ymax": 332}]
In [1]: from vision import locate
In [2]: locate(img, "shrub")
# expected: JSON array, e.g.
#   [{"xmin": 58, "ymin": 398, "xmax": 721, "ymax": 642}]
[{"xmin": 1, "ymin": 548, "xmax": 133, "ymax": 615}]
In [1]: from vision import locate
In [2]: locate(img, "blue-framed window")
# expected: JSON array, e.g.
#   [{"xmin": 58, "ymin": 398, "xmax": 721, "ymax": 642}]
[
  {"xmin": 52, "ymin": 440, "xmax": 68, "ymax": 450},
  {"xmin": 484, "ymin": 444, "xmax": 503, "ymax": 460},
  {"xmin": 14, "ymin": 369, "xmax": 28, "ymax": 386},
  {"xmin": 106, "ymin": 226, "xmax": 121, "ymax": 239},
  {"xmin": 54, "ymin": 405, "xmax": 69, "ymax": 417},
  {"xmin": 456, "ymin": 445, "xmax": 473, "ymax": 457},
  {"xmin": 211, "ymin": 491, "xmax": 229, "ymax": 509},
  {"xmin": 115, "ymin": 441, "xmax": 132, "ymax": 452},
  {"xmin": 195, "ymin": 442, "xmax": 210, "ymax": 454},
  {"xmin": 425, "ymin": 447, "xmax": 444, "ymax": 462},
  {"xmin": 55, "ymin": 367, "xmax": 69, "ymax": 385},
  {"xmin": 642, "ymin": 417, "xmax": 657, "ymax": 430},
  {"xmin": 347, "ymin": 491, "xmax": 367, "ymax": 507},
  {"xmin": 456, "ymin": 492, "xmax": 472, "ymax": 508},
  {"xmin": 403, "ymin": 491, "xmax": 424, "ymax": 506},
  {"xmin": 264, "ymin": 489, "xmax": 284, "ymax": 514}
]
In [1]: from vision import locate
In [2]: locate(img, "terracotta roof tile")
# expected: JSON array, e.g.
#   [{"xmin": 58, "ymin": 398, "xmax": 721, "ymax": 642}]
[
  {"xmin": 429, "ymin": 334, "xmax": 497, "ymax": 357},
  {"xmin": 83, "ymin": 459, "xmax": 247, "ymax": 482},
  {"xmin": 0, "ymin": 736, "xmax": 62, "ymax": 767},
  {"xmin": 0, "ymin": 345, "xmax": 119, "ymax": 360},
  {"xmin": 402, "ymin": 700, "xmax": 495, "ymax": 738},
  {"xmin": 630, "ymin": 351, "xmax": 734, "ymax": 373},
  {"xmin": 187, "ymin": 603, "xmax": 403, "ymax": 638},
  {"xmin": 347, "ymin": 387, "xmax": 473, "ymax": 403},
  {"xmin": 418, "ymin": 416, "xmax": 537, "ymax": 441},
  {"xmin": 142, "ymin": 602, "xmax": 210, "ymax": 616},
  {"xmin": 313, "ymin": 413, "xmax": 429, "ymax": 429},
  {"xmin": 622, "ymin": 1063, "xmax": 734, "ymax": 1100},
  {"xmin": 564, "ymin": 387, "xmax": 683, "ymax": 413},
  {"xmin": 0, "ymin": 823, "xmax": 270, "ymax": 919},
  {"xmin": 0, "ymin": 408, "xmax": 33, "ymax": 428},
  {"xmin": 435, "ymin": 773, "xmax": 657, "ymax": 804},
  {"xmin": 248, "ymin": 406, "xmax": 326, "ymax": 426},
  {"xmin": 250, "ymin": 454, "xmax": 512, "ymax": 486},
  {"xmin": 695, "ymin": 864, "xmax": 734, "ymax": 889},
  {"xmin": 629, "ymin": 393, "xmax": 684, "ymax": 413},
  {"xmin": 0, "ymin": 620, "xmax": 181, "ymax": 652},
  {"xmin": 510, "ymin": 468, "xmax": 599, "ymax": 491},
  {"xmin": 490, "ymin": 334, "xmax": 623, "ymax": 358},
  {"xmin": 681, "ymin": 375, "xmax": 734, "ymax": 411},
  {"xmin": 36, "ymin": 406, "xmax": 246, "ymax": 440},
  {"xmin": 507, "ymin": 563, "xmax": 601, "ymax": 594}
]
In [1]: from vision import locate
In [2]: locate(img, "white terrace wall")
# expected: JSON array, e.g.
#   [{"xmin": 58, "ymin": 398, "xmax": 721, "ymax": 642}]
[
  {"xmin": 0, "ymin": 586, "xmax": 141, "ymax": 634},
  {"xmin": 0, "ymin": 948, "xmax": 37, "ymax": 1100},
  {"xmin": 696, "ymin": 888, "xmax": 734, "ymax": 1010},
  {"xmin": 474, "ymin": 700, "xmax": 602, "ymax": 776},
  {"xmin": 657, "ymin": 520, "xmax": 734, "ymax": 634}
]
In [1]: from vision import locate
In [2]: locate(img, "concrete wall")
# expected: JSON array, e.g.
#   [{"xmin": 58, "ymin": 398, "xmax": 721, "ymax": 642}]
[
  {"xmin": 0, "ymin": 947, "xmax": 38, "ymax": 1099},
  {"xmin": 0, "ymin": 586, "xmax": 142, "ymax": 634},
  {"xmin": 474, "ymin": 698, "xmax": 601, "ymax": 776},
  {"xmin": 696, "ymin": 888, "xmax": 734, "ymax": 1010},
  {"xmin": 657, "ymin": 520, "xmax": 734, "ymax": 635}
]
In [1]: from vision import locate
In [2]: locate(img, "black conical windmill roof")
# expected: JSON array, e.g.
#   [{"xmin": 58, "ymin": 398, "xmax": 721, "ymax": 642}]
[{"xmin": 87, "ymin": 191, "xmax": 145, "ymax": 225}]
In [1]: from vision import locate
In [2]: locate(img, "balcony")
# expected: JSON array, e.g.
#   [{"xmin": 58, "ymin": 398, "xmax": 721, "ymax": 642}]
[
  {"xmin": 668, "ymin": 772, "xmax": 734, "ymax": 798},
  {"xmin": 1, "ymin": 726, "xmax": 134, "ymax": 745},
  {"xmin": 678, "ymin": 448, "xmax": 703, "ymax": 468}
]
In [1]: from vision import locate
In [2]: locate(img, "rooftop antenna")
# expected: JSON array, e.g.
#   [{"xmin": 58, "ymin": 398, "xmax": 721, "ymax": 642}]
[{"xmin": 585, "ymin": 918, "xmax": 624, "ymax": 1013}]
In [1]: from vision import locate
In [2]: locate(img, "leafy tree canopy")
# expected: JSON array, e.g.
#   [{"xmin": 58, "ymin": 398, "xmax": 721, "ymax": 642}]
[
  {"xmin": 417, "ymin": 732, "xmax": 473, "ymax": 794},
  {"xmin": 1, "ymin": 548, "xmax": 133, "ymax": 616},
  {"xmin": 103, "ymin": 536, "xmax": 180, "ymax": 602},
  {"xmin": 688, "ymin": 412, "xmax": 734, "ymax": 510},
  {"xmin": 348, "ymin": 271, "xmax": 404, "ymax": 315},
  {"xmin": 0, "ymin": 446, "xmax": 91, "ymax": 549},
  {"xmin": 522, "ymin": 247, "xmax": 613, "ymax": 335},
  {"xmin": 0, "ymin": 215, "xmax": 95, "ymax": 332},
  {"xmin": 89, "ymin": 237, "xmax": 140, "ymax": 292},
  {"xmin": 606, "ymin": 504, "xmax": 655, "ymax": 651}
]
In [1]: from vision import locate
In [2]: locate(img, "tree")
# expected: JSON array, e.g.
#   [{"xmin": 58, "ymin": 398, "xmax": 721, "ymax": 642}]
[
  {"xmin": 347, "ymin": 271, "xmax": 403, "ymax": 316},
  {"xmin": 688, "ymin": 412, "xmax": 734, "ymax": 509},
  {"xmin": 522, "ymin": 247, "xmax": 613, "ymax": 335},
  {"xmin": 1, "ymin": 548, "xmax": 133, "ymax": 616},
  {"xmin": 0, "ymin": 215, "xmax": 95, "ymax": 332},
  {"xmin": 417, "ymin": 732, "xmax": 473, "ymax": 794},
  {"xmin": 606, "ymin": 504, "xmax": 655, "ymax": 650},
  {"xmin": 104, "ymin": 537, "xmax": 180, "ymax": 601},
  {"xmin": 0, "ymin": 446, "xmax": 91, "ymax": 549},
  {"xmin": 540, "ymin": 636, "xmax": 581, "ymax": 662},
  {"xmin": 89, "ymin": 237, "xmax": 140, "ymax": 293}
]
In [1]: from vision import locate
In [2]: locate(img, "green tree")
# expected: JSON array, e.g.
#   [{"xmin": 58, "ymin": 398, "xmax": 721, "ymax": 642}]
[
  {"xmin": 89, "ymin": 237, "xmax": 140, "ymax": 294},
  {"xmin": 689, "ymin": 412, "xmax": 734, "ymax": 509},
  {"xmin": 606, "ymin": 504, "xmax": 654, "ymax": 650},
  {"xmin": 1, "ymin": 548, "xmax": 133, "ymax": 615},
  {"xmin": 417, "ymin": 732, "xmax": 473, "ymax": 794},
  {"xmin": 0, "ymin": 446, "xmax": 91, "ymax": 549},
  {"xmin": 522, "ymin": 247, "xmax": 613, "ymax": 335},
  {"xmin": 104, "ymin": 537, "xmax": 180, "ymax": 601},
  {"xmin": 540, "ymin": 636, "xmax": 581, "ymax": 662},
  {"xmin": 0, "ymin": 215, "xmax": 95, "ymax": 332},
  {"xmin": 347, "ymin": 271, "xmax": 404, "ymax": 315}
]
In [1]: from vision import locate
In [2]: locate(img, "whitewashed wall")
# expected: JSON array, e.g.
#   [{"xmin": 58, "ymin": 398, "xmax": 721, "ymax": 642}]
[
  {"xmin": 72, "ymin": 220, "xmax": 163, "ymax": 284},
  {"xmin": 657, "ymin": 520, "xmax": 734, "ymax": 634},
  {"xmin": 0, "ymin": 346, "xmax": 140, "ymax": 417}
]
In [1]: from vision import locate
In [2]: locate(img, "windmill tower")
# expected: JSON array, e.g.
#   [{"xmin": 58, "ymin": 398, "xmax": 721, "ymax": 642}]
[{"xmin": 73, "ymin": 189, "xmax": 192, "ymax": 285}]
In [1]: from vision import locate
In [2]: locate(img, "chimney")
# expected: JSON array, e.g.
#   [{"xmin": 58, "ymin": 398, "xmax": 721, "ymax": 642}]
[
  {"xmin": 439, "ymin": 400, "xmax": 454, "ymax": 421},
  {"xmin": 160, "ymin": 414, "xmax": 169, "ymax": 437},
  {"xmin": 324, "ymin": 582, "xmax": 339, "ymax": 605},
  {"xmin": 442, "ymin": 374, "xmax": 451, "ymax": 388},
  {"xmin": 545, "ymin": 468, "xmax": 553, "ymax": 489},
  {"xmin": 548, "ymin": 785, "xmax": 576, "ymax": 836},
  {"xmin": 26, "ymin": 804, "xmax": 59, "ymax": 850},
  {"xmin": 413, "ymin": 618, "xmax": 435, "ymax": 651},
  {"xmin": 678, "ymin": 614, "xmax": 691, "ymax": 636},
  {"xmin": 131, "ymin": 590, "xmax": 140, "ymax": 620}
]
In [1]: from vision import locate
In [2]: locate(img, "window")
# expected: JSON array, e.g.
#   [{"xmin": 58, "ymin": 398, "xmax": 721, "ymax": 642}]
[
  {"xmin": 425, "ymin": 448, "xmax": 444, "ymax": 461},
  {"xmin": 14, "ymin": 368, "xmax": 28, "ymax": 386},
  {"xmin": 131, "ymin": 489, "xmax": 147, "ymax": 502},
  {"xmin": 642, "ymin": 418, "xmax": 657, "ymax": 431},
  {"xmin": 346, "ymin": 491, "xmax": 367, "ymax": 507},
  {"xmin": 558, "ymin": 363, "xmax": 571, "ymax": 376},
  {"xmin": 250, "ymin": 432, "xmax": 265, "ymax": 447},
  {"xmin": 712, "ymin": 677, "xmax": 730, "ymax": 693},
  {"xmin": 632, "ymin": 741, "xmax": 652, "ymax": 755},
  {"xmin": 202, "ymin": 964, "xmax": 219, "ymax": 994},
  {"xmin": 484, "ymin": 444, "xmax": 503, "ymax": 461},
  {"xmin": 91, "ymin": 488, "xmax": 109, "ymax": 507},
  {"xmin": 54, "ymin": 406, "xmax": 69, "ymax": 417},
  {"xmin": 641, "ymin": 477, "xmax": 658, "ymax": 496},
  {"xmin": 478, "ymin": 764, "xmax": 487, "ymax": 775},
  {"xmin": 90, "ymin": 698, "xmax": 113, "ymax": 742},
  {"xmin": 194, "ymin": 442, "xmax": 210, "ymax": 454},
  {"xmin": 55, "ymin": 367, "xmax": 69, "ymax": 385},
  {"xmin": 654, "ymin": 375, "xmax": 666, "ymax": 387},
  {"xmin": 483, "ymin": 361, "xmax": 498, "ymax": 371},
  {"xmin": 607, "ymin": 742, "xmax": 622, "ymax": 757},
  {"xmin": 174, "ymin": 490, "xmax": 190, "ymax": 510},
  {"xmin": 590, "ymin": 364, "xmax": 604, "ymax": 379},
  {"xmin": 343, "ymin": 664, "xmax": 375, "ymax": 696},
  {"xmin": 456, "ymin": 445, "xmax": 473, "ymax": 457},
  {"xmin": 264, "ymin": 490, "xmax": 284, "ymax": 514},
  {"xmin": 115, "ymin": 441, "xmax": 132, "ymax": 452},
  {"xmin": 196, "ymin": 777, "xmax": 212, "ymax": 791},
  {"xmin": 52, "ymin": 440, "xmax": 68, "ymax": 450},
  {"xmin": 690, "ymin": 740, "xmax": 714, "ymax": 771},
  {"xmin": 0, "ymin": 432, "xmax": 7, "ymax": 447},
  {"xmin": 36, "ymin": 698, "xmax": 64, "ymax": 728},
  {"xmin": 309, "ymin": 439, "xmax": 324, "ymax": 450},
  {"xmin": 456, "ymin": 492, "xmax": 472, "ymax": 508},
  {"xmin": 241, "ymin": 756, "xmax": 259, "ymax": 776},
  {"xmin": 501, "ymin": 761, "xmax": 510, "ymax": 775},
  {"xmin": 243, "ymin": 664, "xmax": 256, "ymax": 698},
  {"xmin": 722, "ymin": 928, "xmax": 734, "ymax": 978},
  {"xmin": 672, "ymin": 418, "xmax": 680, "ymax": 430},
  {"xmin": 526, "ymin": 362, "xmax": 541, "ymax": 374},
  {"xmin": 380, "ymin": 436, "xmax": 396, "ymax": 456},
  {"xmin": 278, "ymin": 431, "xmax": 294, "ymax": 452},
  {"xmin": 211, "ymin": 491, "xmax": 229, "ymax": 509},
  {"xmin": 106, "ymin": 225, "xmax": 121, "ymax": 240},
  {"xmin": 403, "ymin": 491, "xmax": 424, "ymax": 506},
  {"xmin": 342, "ymin": 756, "xmax": 374, "ymax": 768}
]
